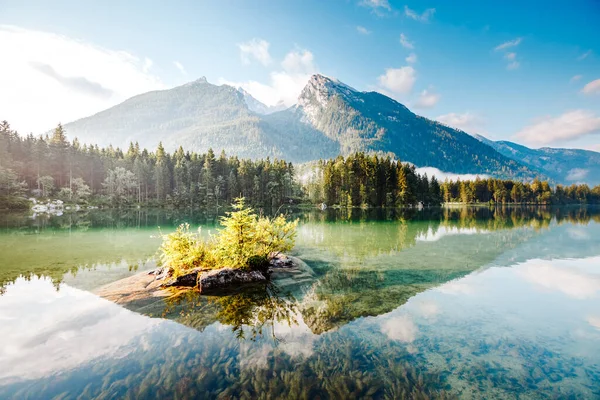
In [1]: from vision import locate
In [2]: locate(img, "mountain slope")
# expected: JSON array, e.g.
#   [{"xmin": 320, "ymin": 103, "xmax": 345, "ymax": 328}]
[
  {"xmin": 62, "ymin": 74, "xmax": 546, "ymax": 180},
  {"xmin": 475, "ymin": 135, "xmax": 600, "ymax": 185},
  {"xmin": 63, "ymin": 77, "xmax": 262, "ymax": 157},
  {"xmin": 293, "ymin": 75, "xmax": 540, "ymax": 179},
  {"xmin": 238, "ymin": 88, "xmax": 287, "ymax": 115},
  {"xmin": 62, "ymin": 78, "xmax": 336, "ymax": 162}
]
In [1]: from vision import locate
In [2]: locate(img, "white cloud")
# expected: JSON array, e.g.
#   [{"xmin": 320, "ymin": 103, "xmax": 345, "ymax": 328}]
[
  {"xmin": 571, "ymin": 74, "xmax": 583, "ymax": 82},
  {"xmin": 516, "ymin": 257, "xmax": 600, "ymax": 300},
  {"xmin": 406, "ymin": 53, "xmax": 417, "ymax": 64},
  {"xmin": 142, "ymin": 57, "xmax": 153, "ymax": 73},
  {"xmin": 377, "ymin": 66, "xmax": 416, "ymax": 95},
  {"xmin": 404, "ymin": 6, "xmax": 436, "ymax": 22},
  {"xmin": 495, "ymin": 41, "xmax": 521, "ymax": 69},
  {"xmin": 356, "ymin": 26, "xmax": 371, "ymax": 35},
  {"xmin": 0, "ymin": 277, "xmax": 160, "ymax": 382},
  {"xmin": 380, "ymin": 314, "xmax": 418, "ymax": 343},
  {"xmin": 399, "ymin": 33, "xmax": 414, "ymax": 49},
  {"xmin": 0, "ymin": 25, "xmax": 165, "ymax": 135},
  {"xmin": 565, "ymin": 168, "xmax": 589, "ymax": 182},
  {"xmin": 515, "ymin": 110, "xmax": 600, "ymax": 145},
  {"xmin": 581, "ymin": 78, "xmax": 600, "ymax": 95},
  {"xmin": 416, "ymin": 226, "xmax": 490, "ymax": 242},
  {"xmin": 219, "ymin": 48, "xmax": 316, "ymax": 107},
  {"xmin": 238, "ymin": 38, "xmax": 272, "ymax": 66},
  {"xmin": 437, "ymin": 279, "xmax": 476, "ymax": 295},
  {"xmin": 415, "ymin": 166, "xmax": 489, "ymax": 182},
  {"xmin": 281, "ymin": 49, "xmax": 315, "ymax": 74},
  {"xmin": 588, "ymin": 315, "xmax": 600, "ymax": 330},
  {"xmin": 585, "ymin": 143, "xmax": 600, "ymax": 152},
  {"xmin": 578, "ymin": 50, "xmax": 592, "ymax": 61},
  {"xmin": 435, "ymin": 112, "xmax": 484, "ymax": 133},
  {"xmin": 494, "ymin": 37, "xmax": 522, "ymax": 51},
  {"xmin": 413, "ymin": 89, "xmax": 440, "ymax": 108},
  {"xmin": 415, "ymin": 300, "xmax": 440, "ymax": 319},
  {"xmin": 506, "ymin": 61, "xmax": 520, "ymax": 70},
  {"xmin": 360, "ymin": 0, "xmax": 391, "ymax": 11},
  {"xmin": 173, "ymin": 60, "xmax": 187, "ymax": 75}
]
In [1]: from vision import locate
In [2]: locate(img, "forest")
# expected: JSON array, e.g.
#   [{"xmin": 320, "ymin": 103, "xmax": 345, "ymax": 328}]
[
  {"xmin": 0, "ymin": 121, "xmax": 299, "ymax": 209},
  {"xmin": 300, "ymin": 154, "xmax": 600, "ymax": 207},
  {"xmin": 1, "ymin": 121, "xmax": 599, "ymax": 210}
]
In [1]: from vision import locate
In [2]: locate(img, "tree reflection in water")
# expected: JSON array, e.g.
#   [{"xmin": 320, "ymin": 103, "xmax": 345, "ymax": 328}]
[{"xmin": 160, "ymin": 283, "xmax": 298, "ymax": 343}]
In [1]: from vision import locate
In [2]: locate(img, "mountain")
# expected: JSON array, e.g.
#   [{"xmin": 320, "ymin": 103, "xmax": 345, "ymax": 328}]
[
  {"xmin": 62, "ymin": 77, "xmax": 336, "ymax": 162},
  {"xmin": 63, "ymin": 74, "xmax": 543, "ymax": 179},
  {"xmin": 475, "ymin": 135, "xmax": 600, "ymax": 186},
  {"xmin": 238, "ymin": 88, "xmax": 287, "ymax": 115},
  {"xmin": 290, "ymin": 74, "xmax": 539, "ymax": 179}
]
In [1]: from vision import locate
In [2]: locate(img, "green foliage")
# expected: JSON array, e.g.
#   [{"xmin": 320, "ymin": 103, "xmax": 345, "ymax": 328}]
[
  {"xmin": 158, "ymin": 223, "xmax": 217, "ymax": 278},
  {"xmin": 304, "ymin": 152, "xmax": 600, "ymax": 207},
  {"xmin": 247, "ymin": 255, "xmax": 270, "ymax": 275},
  {"xmin": 158, "ymin": 198, "xmax": 299, "ymax": 277},
  {"xmin": 0, "ymin": 119, "xmax": 301, "ymax": 208},
  {"xmin": 216, "ymin": 198, "xmax": 299, "ymax": 270},
  {"xmin": 304, "ymin": 153, "xmax": 441, "ymax": 208},
  {"xmin": 0, "ymin": 164, "xmax": 27, "ymax": 209}
]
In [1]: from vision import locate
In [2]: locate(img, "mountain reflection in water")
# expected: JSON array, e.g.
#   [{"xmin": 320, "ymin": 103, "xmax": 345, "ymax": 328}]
[{"xmin": 0, "ymin": 206, "xmax": 599, "ymax": 399}]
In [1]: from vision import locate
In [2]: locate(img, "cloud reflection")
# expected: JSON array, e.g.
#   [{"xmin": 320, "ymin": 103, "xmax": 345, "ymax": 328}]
[
  {"xmin": 516, "ymin": 257, "xmax": 600, "ymax": 299},
  {"xmin": 380, "ymin": 314, "xmax": 418, "ymax": 343},
  {"xmin": 0, "ymin": 277, "xmax": 159, "ymax": 384}
]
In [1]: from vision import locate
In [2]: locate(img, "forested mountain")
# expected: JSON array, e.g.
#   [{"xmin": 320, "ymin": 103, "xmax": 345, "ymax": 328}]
[
  {"xmin": 63, "ymin": 77, "xmax": 336, "ymax": 163},
  {"xmin": 475, "ymin": 135, "xmax": 600, "ymax": 186},
  {"xmin": 62, "ymin": 74, "xmax": 543, "ymax": 180},
  {"xmin": 292, "ymin": 75, "xmax": 539, "ymax": 180}
]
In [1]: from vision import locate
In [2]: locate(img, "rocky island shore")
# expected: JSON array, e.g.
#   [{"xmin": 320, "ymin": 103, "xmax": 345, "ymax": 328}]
[{"xmin": 94, "ymin": 255, "xmax": 312, "ymax": 307}]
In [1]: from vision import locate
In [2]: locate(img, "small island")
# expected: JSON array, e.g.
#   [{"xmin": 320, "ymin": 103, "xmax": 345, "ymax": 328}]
[{"xmin": 154, "ymin": 198, "xmax": 299, "ymax": 292}]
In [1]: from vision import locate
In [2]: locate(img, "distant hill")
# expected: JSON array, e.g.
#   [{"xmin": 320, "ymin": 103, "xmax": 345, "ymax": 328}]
[
  {"xmin": 63, "ymin": 74, "xmax": 546, "ymax": 180},
  {"xmin": 475, "ymin": 134, "xmax": 600, "ymax": 186}
]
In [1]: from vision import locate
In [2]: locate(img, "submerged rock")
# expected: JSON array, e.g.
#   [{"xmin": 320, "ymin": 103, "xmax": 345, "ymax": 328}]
[{"xmin": 269, "ymin": 254, "xmax": 295, "ymax": 270}]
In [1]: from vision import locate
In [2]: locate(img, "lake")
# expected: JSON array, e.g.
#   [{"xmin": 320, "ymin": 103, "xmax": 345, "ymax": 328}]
[{"xmin": 0, "ymin": 206, "xmax": 599, "ymax": 399}]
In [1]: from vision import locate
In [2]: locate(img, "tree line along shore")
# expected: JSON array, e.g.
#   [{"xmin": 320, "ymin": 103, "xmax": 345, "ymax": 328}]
[{"xmin": 1, "ymin": 121, "xmax": 599, "ymax": 210}]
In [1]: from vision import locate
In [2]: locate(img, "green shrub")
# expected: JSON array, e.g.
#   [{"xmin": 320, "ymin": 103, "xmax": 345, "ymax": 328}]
[
  {"xmin": 158, "ymin": 198, "xmax": 298, "ymax": 277},
  {"xmin": 215, "ymin": 198, "xmax": 298, "ymax": 270},
  {"xmin": 247, "ymin": 255, "xmax": 270, "ymax": 274},
  {"xmin": 158, "ymin": 224, "xmax": 217, "ymax": 277}
]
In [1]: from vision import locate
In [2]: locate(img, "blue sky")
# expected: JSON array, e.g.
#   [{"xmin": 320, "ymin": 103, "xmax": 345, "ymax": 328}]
[{"xmin": 1, "ymin": 0, "xmax": 599, "ymax": 150}]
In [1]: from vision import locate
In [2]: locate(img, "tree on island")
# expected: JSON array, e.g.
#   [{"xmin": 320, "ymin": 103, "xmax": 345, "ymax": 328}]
[{"xmin": 159, "ymin": 198, "xmax": 299, "ymax": 281}]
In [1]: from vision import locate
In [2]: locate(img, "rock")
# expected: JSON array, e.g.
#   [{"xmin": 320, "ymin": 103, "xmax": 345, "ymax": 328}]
[
  {"xmin": 161, "ymin": 267, "xmax": 267, "ymax": 292},
  {"xmin": 94, "ymin": 270, "xmax": 173, "ymax": 308},
  {"xmin": 163, "ymin": 269, "xmax": 202, "ymax": 287},
  {"xmin": 95, "ymin": 255, "xmax": 314, "ymax": 312},
  {"xmin": 198, "ymin": 268, "xmax": 267, "ymax": 292},
  {"xmin": 269, "ymin": 254, "xmax": 295, "ymax": 269}
]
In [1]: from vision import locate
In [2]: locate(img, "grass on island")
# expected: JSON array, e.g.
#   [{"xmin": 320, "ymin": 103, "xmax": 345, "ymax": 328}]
[{"xmin": 158, "ymin": 198, "xmax": 298, "ymax": 278}]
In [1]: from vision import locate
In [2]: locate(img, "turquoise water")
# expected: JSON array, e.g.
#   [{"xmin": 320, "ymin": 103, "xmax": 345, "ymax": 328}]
[{"xmin": 0, "ymin": 207, "xmax": 599, "ymax": 399}]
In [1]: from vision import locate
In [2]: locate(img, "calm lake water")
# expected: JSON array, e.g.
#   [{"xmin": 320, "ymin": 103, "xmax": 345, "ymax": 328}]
[{"xmin": 0, "ymin": 206, "xmax": 599, "ymax": 399}]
